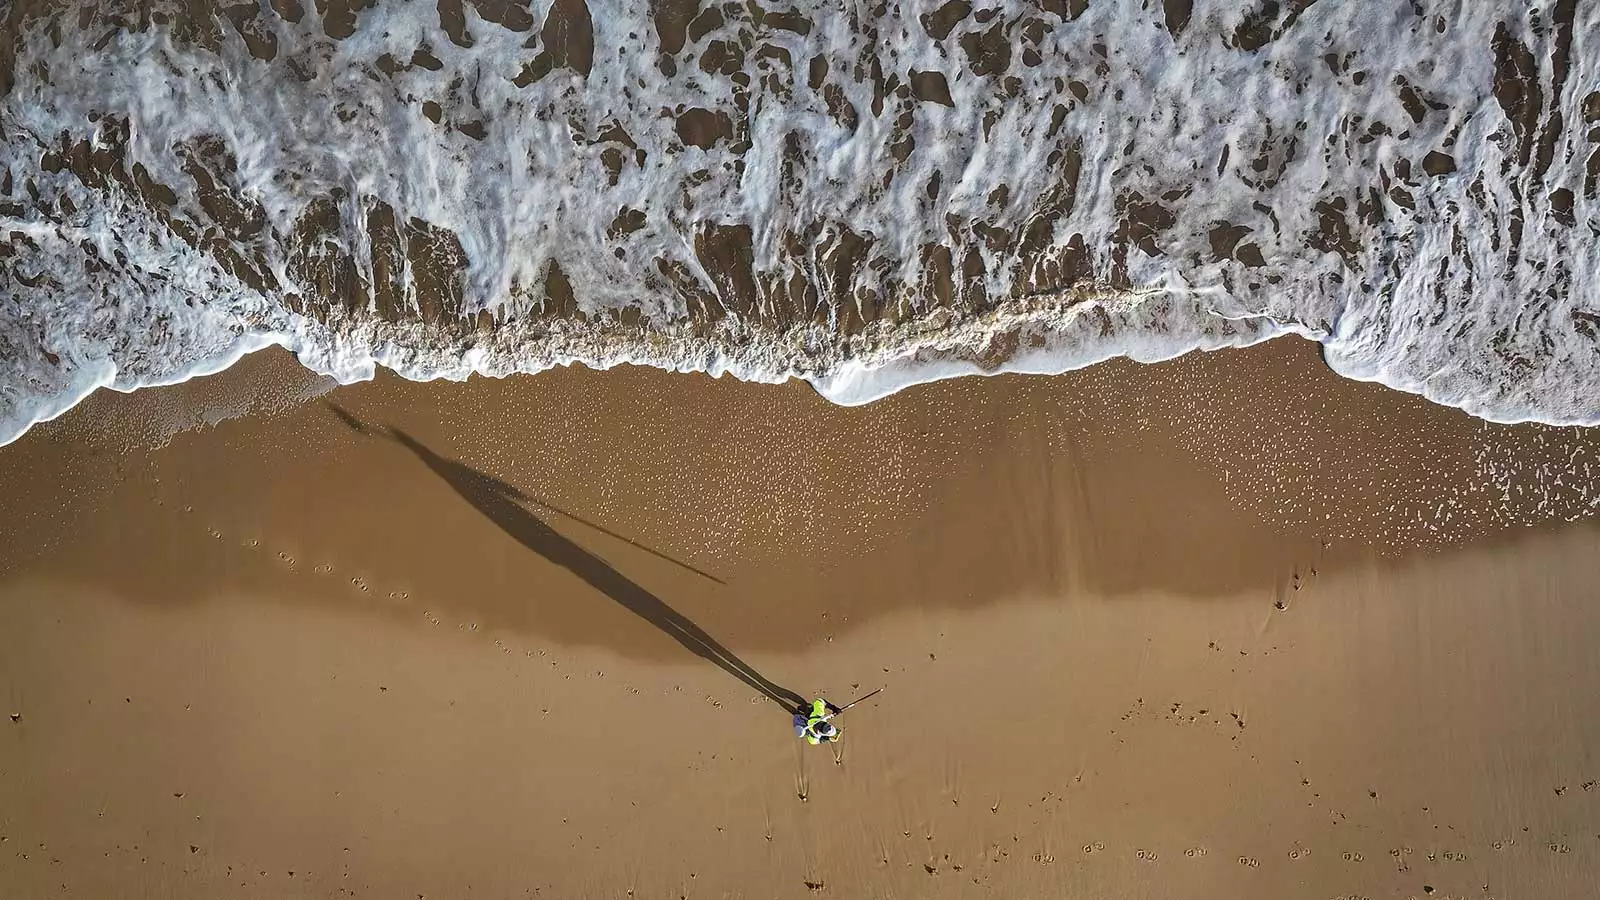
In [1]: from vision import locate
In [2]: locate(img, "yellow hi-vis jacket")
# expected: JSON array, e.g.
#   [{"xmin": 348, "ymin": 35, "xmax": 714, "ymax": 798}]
[{"xmin": 801, "ymin": 698, "xmax": 838, "ymax": 745}]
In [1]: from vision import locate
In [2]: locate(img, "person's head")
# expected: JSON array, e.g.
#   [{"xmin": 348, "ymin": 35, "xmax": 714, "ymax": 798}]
[{"xmin": 816, "ymin": 721, "xmax": 838, "ymax": 740}]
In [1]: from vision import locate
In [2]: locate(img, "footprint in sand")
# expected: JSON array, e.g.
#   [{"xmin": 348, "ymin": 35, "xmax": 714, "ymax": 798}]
[
  {"xmin": 1184, "ymin": 847, "xmax": 1207, "ymax": 858},
  {"xmin": 1343, "ymin": 851, "xmax": 1364, "ymax": 862},
  {"xmin": 349, "ymin": 576, "xmax": 369, "ymax": 592},
  {"xmin": 1135, "ymin": 849, "xmax": 1158, "ymax": 861}
]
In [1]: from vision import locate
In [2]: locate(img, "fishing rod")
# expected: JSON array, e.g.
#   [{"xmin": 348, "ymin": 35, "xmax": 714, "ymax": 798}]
[{"xmin": 822, "ymin": 687, "xmax": 884, "ymax": 722}]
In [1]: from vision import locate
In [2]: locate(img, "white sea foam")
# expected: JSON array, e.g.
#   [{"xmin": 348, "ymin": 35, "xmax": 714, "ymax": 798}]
[{"xmin": 0, "ymin": 0, "xmax": 1596, "ymax": 446}]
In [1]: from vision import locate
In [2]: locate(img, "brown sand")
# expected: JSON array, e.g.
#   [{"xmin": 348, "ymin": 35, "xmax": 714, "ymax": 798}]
[{"xmin": 3, "ymin": 339, "xmax": 1600, "ymax": 899}]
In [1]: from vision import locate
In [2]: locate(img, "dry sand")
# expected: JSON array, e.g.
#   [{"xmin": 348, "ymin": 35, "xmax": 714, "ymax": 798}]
[{"xmin": 3, "ymin": 339, "xmax": 1600, "ymax": 899}]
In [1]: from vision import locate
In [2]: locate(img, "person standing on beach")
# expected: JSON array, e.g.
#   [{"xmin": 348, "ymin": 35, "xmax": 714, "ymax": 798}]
[{"xmin": 795, "ymin": 698, "xmax": 841, "ymax": 745}]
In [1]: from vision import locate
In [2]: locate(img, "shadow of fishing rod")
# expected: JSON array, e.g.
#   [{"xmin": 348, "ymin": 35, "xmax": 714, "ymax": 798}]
[
  {"xmin": 327, "ymin": 402, "xmax": 805, "ymax": 714},
  {"xmin": 327, "ymin": 402, "xmax": 723, "ymax": 585},
  {"xmin": 517, "ymin": 495, "xmax": 726, "ymax": 586}
]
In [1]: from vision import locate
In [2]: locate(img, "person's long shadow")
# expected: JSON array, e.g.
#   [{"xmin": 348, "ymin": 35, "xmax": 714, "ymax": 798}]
[{"xmin": 328, "ymin": 404, "xmax": 806, "ymax": 715}]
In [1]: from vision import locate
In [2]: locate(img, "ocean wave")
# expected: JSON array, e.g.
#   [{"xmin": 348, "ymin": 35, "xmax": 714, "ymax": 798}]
[{"xmin": 1, "ymin": 0, "xmax": 1596, "ymax": 445}]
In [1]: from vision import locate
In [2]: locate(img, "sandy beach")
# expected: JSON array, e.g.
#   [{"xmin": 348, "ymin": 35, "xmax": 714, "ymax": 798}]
[{"xmin": 2, "ymin": 339, "xmax": 1598, "ymax": 899}]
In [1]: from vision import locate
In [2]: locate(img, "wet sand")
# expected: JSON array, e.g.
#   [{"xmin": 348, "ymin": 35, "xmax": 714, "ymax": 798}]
[{"xmin": 3, "ymin": 339, "xmax": 1600, "ymax": 899}]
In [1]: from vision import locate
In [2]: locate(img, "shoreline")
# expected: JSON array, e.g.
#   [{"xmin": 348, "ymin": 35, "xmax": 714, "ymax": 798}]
[{"xmin": 9, "ymin": 318, "xmax": 1600, "ymax": 455}]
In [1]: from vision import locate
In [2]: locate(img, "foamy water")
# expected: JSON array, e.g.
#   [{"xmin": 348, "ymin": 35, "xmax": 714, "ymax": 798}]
[{"xmin": 1, "ymin": 0, "xmax": 1596, "ymax": 445}]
